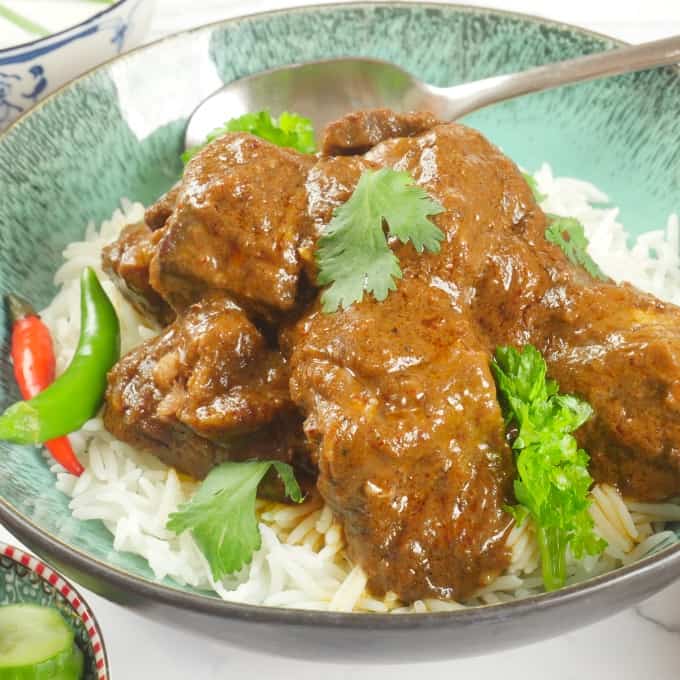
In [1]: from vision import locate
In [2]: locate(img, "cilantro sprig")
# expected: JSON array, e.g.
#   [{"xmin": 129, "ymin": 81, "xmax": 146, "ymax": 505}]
[
  {"xmin": 522, "ymin": 172, "xmax": 546, "ymax": 203},
  {"xmin": 521, "ymin": 171, "xmax": 606, "ymax": 281},
  {"xmin": 182, "ymin": 110, "xmax": 316, "ymax": 163},
  {"xmin": 315, "ymin": 168, "xmax": 444, "ymax": 313},
  {"xmin": 545, "ymin": 216, "xmax": 607, "ymax": 281},
  {"xmin": 167, "ymin": 461, "xmax": 303, "ymax": 580},
  {"xmin": 491, "ymin": 345, "xmax": 606, "ymax": 591}
]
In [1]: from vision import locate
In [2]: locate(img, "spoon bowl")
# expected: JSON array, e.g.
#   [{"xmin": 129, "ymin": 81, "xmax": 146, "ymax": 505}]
[
  {"xmin": 185, "ymin": 35, "xmax": 680, "ymax": 149},
  {"xmin": 185, "ymin": 57, "xmax": 422, "ymax": 148}
]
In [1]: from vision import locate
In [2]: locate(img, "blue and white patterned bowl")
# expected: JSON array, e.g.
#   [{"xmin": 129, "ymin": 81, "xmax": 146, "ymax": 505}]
[{"xmin": 0, "ymin": 0, "xmax": 154, "ymax": 131}]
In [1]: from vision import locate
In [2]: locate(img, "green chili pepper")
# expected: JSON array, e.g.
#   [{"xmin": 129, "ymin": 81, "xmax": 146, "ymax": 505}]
[{"xmin": 0, "ymin": 267, "xmax": 120, "ymax": 444}]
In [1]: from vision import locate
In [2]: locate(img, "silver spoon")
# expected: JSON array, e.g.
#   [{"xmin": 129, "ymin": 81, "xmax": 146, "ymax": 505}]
[{"xmin": 185, "ymin": 34, "xmax": 680, "ymax": 150}]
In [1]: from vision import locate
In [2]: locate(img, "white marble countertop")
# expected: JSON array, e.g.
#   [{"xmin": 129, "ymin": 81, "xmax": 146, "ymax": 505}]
[{"xmin": 4, "ymin": 1, "xmax": 680, "ymax": 677}]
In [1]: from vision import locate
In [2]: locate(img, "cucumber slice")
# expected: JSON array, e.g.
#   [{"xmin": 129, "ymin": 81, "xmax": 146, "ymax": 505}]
[
  {"xmin": 0, "ymin": 604, "xmax": 83, "ymax": 679},
  {"xmin": 50, "ymin": 645, "xmax": 84, "ymax": 680}
]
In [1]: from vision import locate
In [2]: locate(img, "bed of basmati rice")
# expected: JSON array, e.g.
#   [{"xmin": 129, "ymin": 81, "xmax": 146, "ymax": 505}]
[{"xmin": 40, "ymin": 164, "xmax": 680, "ymax": 613}]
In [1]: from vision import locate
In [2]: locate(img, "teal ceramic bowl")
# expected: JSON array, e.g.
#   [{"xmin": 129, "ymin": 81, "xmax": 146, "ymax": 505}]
[
  {"xmin": 0, "ymin": 2, "xmax": 679, "ymax": 662},
  {"xmin": 0, "ymin": 542, "xmax": 109, "ymax": 679}
]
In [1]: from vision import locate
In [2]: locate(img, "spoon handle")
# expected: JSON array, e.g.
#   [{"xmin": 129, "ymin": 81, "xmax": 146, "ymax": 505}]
[{"xmin": 434, "ymin": 34, "xmax": 680, "ymax": 119}]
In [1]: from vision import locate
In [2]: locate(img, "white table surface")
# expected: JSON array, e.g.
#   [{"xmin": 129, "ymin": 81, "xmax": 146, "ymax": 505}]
[{"xmin": 4, "ymin": 1, "xmax": 680, "ymax": 677}]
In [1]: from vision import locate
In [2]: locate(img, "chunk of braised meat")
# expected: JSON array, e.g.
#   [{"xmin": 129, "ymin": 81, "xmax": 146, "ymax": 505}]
[
  {"xmin": 288, "ymin": 278, "xmax": 514, "ymax": 603},
  {"xmin": 149, "ymin": 134, "xmax": 315, "ymax": 319},
  {"xmin": 322, "ymin": 109, "xmax": 440, "ymax": 155},
  {"xmin": 363, "ymin": 116, "xmax": 680, "ymax": 501},
  {"xmin": 532, "ymin": 284, "xmax": 680, "ymax": 500},
  {"xmin": 364, "ymin": 119, "xmax": 551, "ymax": 329},
  {"xmin": 144, "ymin": 183, "xmax": 180, "ymax": 231},
  {"xmin": 104, "ymin": 295, "xmax": 306, "ymax": 480},
  {"xmin": 102, "ymin": 223, "xmax": 174, "ymax": 325}
]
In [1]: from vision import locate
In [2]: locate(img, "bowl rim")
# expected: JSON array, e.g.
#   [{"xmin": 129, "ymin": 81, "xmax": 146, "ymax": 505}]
[
  {"xmin": 1, "ymin": 0, "xmax": 679, "ymax": 629},
  {"xmin": 0, "ymin": 540, "xmax": 110, "ymax": 679},
  {"xmin": 0, "ymin": 0, "xmax": 130, "ymax": 56}
]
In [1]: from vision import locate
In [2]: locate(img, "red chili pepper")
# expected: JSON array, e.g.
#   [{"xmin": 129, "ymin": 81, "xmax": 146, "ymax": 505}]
[{"xmin": 6, "ymin": 294, "xmax": 84, "ymax": 476}]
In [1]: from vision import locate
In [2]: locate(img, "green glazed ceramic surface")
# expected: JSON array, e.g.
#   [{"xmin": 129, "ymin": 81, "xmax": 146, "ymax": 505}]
[
  {"xmin": 0, "ymin": 2, "xmax": 679, "ymax": 660},
  {"xmin": 0, "ymin": 542, "xmax": 108, "ymax": 678}
]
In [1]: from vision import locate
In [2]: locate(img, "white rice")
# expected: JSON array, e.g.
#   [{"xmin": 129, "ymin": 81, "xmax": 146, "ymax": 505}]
[{"xmin": 41, "ymin": 167, "xmax": 680, "ymax": 613}]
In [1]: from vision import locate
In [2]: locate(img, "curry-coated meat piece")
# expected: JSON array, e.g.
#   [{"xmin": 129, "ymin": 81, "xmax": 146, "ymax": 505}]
[
  {"xmin": 530, "ymin": 283, "xmax": 680, "ymax": 501},
  {"xmin": 144, "ymin": 183, "xmax": 180, "ymax": 231},
  {"xmin": 322, "ymin": 108, "xmax": 440, "ymax": 155},
  {"xmin": 102, "ymin": 222, "xmax": 174, "ymax": 325},
  {"xmin": 104, "ymin": 294, "xmax": 305, "ymax": 479},
  {"xmin": 149, "ymin": 133, "xmax": 315, "ymax": 320},
  {"xmin": 363, "ymin": 118, "xmax": 552, "ymax": 334},
  {"xmin": 288, "ymin": 278, "xmax": 514, "ymax": 603}
]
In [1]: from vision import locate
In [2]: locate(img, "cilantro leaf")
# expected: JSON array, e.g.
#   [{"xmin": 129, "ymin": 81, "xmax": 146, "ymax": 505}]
[
  {"xmin": 271, "ymin": 461, "xmax": 303, "ymax": 501},
  {"xmin": 182, "ymin": 110, "xmax": 316, "ymax": 163},
  {"xmin": 522, "ymin": 172, "xmax": 546, "ymax": 203},
  {"xmin": 166, "ymin": 461, "xmax": 303, "ymax": 580},
  {"xmin": 545, "ymin": 215, "xmax": 607, "ymax": 281},
  {"xmin": 316, "ymin": 168, "xmax": 444, "ymax": 313},
  {"xmin": 491, "ymin": 345, "xmax": 606, "ymax": 591},
  {"xmin": 520, "ymin": 172, "xmax": 606, "ymax": 282}
]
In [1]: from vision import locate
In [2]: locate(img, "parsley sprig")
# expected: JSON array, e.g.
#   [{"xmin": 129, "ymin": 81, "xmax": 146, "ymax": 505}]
[
  {"xmin": 167, "ymin": 461, "xmax": 303, "ymax": 580},
  {"xmin": 491, "ymin": 345, "xmax": 606, "ymax": 591},
  {"xmin": 182, "ymin": 110, "xmax": 316, "ymax": 163},
  {"xmin": 315, "ymin": 168, "xmax": 444, "ymax": 313}
]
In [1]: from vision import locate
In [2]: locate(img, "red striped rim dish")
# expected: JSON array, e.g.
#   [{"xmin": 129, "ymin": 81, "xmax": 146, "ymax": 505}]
[{"xmin": 0, "ymin": 541, "xmax": 109, "ymax": 679}]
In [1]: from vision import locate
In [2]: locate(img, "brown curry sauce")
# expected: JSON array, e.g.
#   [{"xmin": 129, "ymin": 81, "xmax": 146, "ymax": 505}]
[{"xmin": 101, "ymin": 109, "xmax": 680, "ymax": 603}]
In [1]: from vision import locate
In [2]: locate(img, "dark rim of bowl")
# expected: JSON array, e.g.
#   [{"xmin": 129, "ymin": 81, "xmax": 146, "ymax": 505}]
[
  {"xmin": 0, "ymin": 540, "xmax": 110, "ymax": 677},
  {"xmin": 0, "ymin": 0, "xmax": 130, "ymax": 54},
  {"xmin": 1, "ymin": 1, "xmax": 679, "ymax": 628}
]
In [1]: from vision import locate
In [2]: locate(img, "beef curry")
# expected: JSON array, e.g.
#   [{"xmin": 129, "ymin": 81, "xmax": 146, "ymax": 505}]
[{"xmin": 101, "ymin": 109, "xmax": 680, "ymax": 603}]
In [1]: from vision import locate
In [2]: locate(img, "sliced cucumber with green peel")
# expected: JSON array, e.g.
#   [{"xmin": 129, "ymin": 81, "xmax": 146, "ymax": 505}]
[
  {"xmin": 48, "ymin": 646, "xmax": 84, "ymax": 680},
  {"xmin": 0, "ymin": 604, "xmax": 83, "ymax": 679}
]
